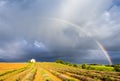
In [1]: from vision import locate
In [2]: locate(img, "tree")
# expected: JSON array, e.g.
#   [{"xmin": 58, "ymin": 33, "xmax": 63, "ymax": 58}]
[
  {"xmin": 56, "ymin": 59, "xmax": 64, "ymax": 64},
  {"xmin": 82, "ymin": 64, "xmax": 87, "ymax": 69}
]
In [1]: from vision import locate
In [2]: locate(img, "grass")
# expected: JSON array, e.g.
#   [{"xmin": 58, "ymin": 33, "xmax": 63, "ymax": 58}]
[{"xmin": 87, "ymin": 65, "xmax": 115, "ymax": 71}]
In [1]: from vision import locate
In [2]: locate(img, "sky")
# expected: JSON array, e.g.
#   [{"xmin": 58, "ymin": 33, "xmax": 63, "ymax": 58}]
[{"xmin": 0, "ymin": 0, "xmax": 120, "ymax": 64}]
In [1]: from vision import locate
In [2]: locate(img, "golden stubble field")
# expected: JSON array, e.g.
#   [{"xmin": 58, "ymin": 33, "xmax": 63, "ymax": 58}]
[{"xmin": 0, "ymin": 62, "xmax": 120, "ymax": 81}]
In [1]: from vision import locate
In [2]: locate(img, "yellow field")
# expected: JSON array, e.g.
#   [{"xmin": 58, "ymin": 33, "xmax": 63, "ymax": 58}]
[
  {"xmin": 0, "ymin": 62, "xmax": 120, "ymax": 81},
  {"xmin": 0, "ymin": 63, "xmax": 26, "ymax": 73}
]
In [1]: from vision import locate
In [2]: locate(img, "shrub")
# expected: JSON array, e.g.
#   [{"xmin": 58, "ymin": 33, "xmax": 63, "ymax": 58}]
[
  {"xmin": 114, "ymin": 64, "xmax": 120, "ymax": 72},
  {"xmin": 65, "ymin": 62, "xmax": 71, "ymax": 65},
  {"xmin": 73, "ymin": 64, "xmax": 78, "ymax": 67}
]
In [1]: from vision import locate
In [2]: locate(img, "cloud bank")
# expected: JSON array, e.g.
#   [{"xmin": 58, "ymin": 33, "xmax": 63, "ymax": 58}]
[{"xmin": 0, "ymin": 0, "xmax": 120, "ymax": 64}]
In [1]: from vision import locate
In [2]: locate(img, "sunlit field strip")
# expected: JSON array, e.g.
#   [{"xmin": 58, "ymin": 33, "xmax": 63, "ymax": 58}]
[
  {"xmin": 21, "ymin": 68, "xmax": 37, "ymax": 81},
  {"xmin": 0, "ymin": 63, "xmax": 32, "ymax": 81},
  {"xmin": 5, "ymin": 64, "xmax": 34, "ymax": 81},
  {"xmin": 33, "ymin": 64, "xmax": 44, "ymax": 81},
  {"xmin": 0, "ymin": 63, "xmax": 26, "ymax": 73}
]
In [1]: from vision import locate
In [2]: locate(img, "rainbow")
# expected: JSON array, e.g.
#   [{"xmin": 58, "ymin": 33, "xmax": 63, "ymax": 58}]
[
  {"xmin": 44, "ymin": 17, "xmax": 113, "ymax": 65},
  {"xmin": 44, "ymin": 18, "xmax": 87, "ymax": 34},
  {"xmin": 95, "ymin": 41, "xmax": 112, "ymax": 65}
]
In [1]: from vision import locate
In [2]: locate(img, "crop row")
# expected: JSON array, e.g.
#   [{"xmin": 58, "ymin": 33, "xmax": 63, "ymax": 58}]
[
  {"xmin": 40, "ymin": 69, "xmax": 53, "ymax": 81},
  {"xmin": 0, "ymin": 63, "xmax": 35, "ymax": 81},
  {"xmin": 39, "ymin": 63, "xmax": 120, "ymax": 81},
  {"xmin": 49, "ymin": 70, "xmax": 77, "ymax": 81},
  {"xmin": 22, "ymin": 68, "xmax": 37, "ymax": 81},
  {"xmin": 14, "ymin": 66, "xmax": 35, "ymax": 81}
]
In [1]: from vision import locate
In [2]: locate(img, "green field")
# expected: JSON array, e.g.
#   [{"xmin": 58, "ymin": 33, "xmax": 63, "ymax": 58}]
[{"xmin": 86, "ymin": 65, "xmax": 115, "ymax": 71}]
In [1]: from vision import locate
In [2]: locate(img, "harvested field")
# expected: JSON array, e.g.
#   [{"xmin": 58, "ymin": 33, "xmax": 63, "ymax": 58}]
[{"xmin": 0, "ymin": 62, "xmax": 120, "ymax": 81}]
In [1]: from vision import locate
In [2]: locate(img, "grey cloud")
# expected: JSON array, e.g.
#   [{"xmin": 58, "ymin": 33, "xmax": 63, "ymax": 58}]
[{"xmin": 0, "ymin": 0, "xmax": 120, "ymax": 64}]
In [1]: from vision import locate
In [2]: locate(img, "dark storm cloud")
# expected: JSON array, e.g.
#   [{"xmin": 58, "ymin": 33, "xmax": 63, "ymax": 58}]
[
  {"xmin": 11, "ymin": 48, "xmax": 109, "ymax": 64},
  {"xmin": 109, "ymin": 51, "xmax": 120, "ymax": 64},
  {"xmin": 0, "ymin": 0, "xmax": 120, "ymax": 64}
]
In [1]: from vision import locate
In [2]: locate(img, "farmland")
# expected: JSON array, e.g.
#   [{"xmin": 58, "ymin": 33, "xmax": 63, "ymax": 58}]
[{"xmin": 0, "ymin": 62, "xmax": 120, "ymax": 81}]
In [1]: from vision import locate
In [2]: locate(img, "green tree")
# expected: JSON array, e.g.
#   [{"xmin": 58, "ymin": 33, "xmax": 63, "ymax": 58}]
[
  {"xmin": 82, "ymin": 64, "xmax": 87, "ymax": 69},
  {"xmin": 56, "ymin": 59, "xmax": 64, "ymax": 64}
]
